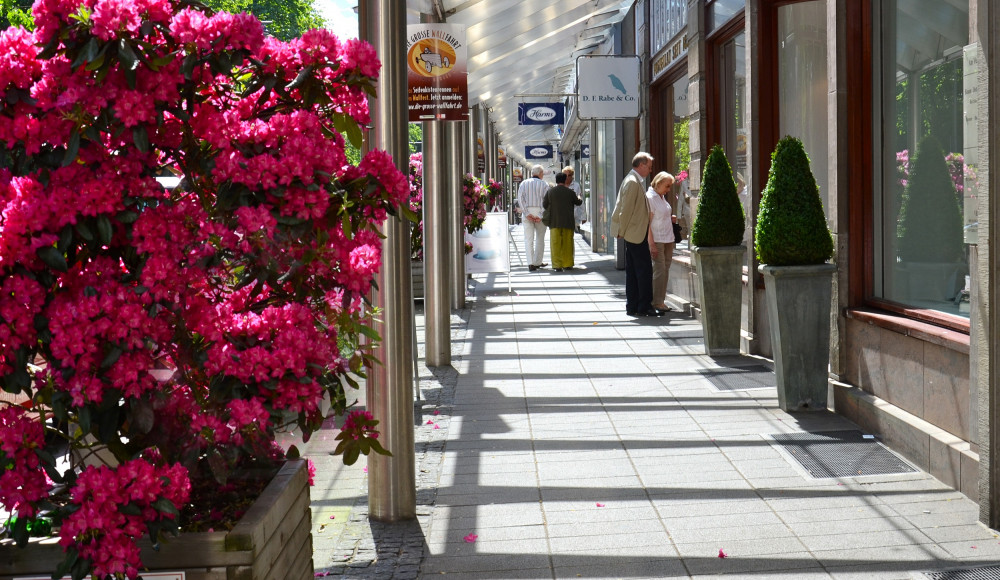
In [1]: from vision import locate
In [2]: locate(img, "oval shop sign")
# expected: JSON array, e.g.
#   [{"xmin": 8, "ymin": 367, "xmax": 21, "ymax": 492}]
[{"xmin": 526, "ymin": 106, "xmax": 557, "ymax": 122}]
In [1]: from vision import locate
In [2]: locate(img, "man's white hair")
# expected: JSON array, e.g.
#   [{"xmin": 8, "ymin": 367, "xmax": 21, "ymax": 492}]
[{"xmin": 531, "ymin": 165, "xmax": 544, "ymax": 177}]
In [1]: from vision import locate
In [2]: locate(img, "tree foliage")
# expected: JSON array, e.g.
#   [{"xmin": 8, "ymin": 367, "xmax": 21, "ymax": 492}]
[
  {"xmin": 199, "ymin": 0, "xmax": 325, "ymax": 41},
  {"xmin": 691, "ymin": 145, "xmax": 744, "ymax": 247},
  {"xmin": 0, "ymin": 0, "xmax": 32, "ymax": 29},
  {"xmin": 755, "ymin": 136, "xmax": 834, "ymax": 266},
  {"xmin": 897, "ymin": 136, "xmax": 963, "ymax": 263}
]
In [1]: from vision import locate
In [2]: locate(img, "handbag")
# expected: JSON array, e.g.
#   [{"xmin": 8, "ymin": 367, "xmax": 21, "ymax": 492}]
[{"xmin": 672, "ymin": 221, "xmax": 683, "ymax": 242}]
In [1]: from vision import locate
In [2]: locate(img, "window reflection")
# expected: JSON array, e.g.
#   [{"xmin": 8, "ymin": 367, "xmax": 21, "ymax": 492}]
[{"xmin": 877, "ymin": 0, "xmax": 971, "ymax": 318}]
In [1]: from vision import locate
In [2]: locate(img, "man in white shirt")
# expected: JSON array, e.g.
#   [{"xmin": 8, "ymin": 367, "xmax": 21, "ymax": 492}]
[{"xmin": 516, "ymin": 165, "xmax": 549, "ymax": 271}]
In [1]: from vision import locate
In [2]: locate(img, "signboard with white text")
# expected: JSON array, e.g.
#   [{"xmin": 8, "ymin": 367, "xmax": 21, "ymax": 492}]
[
  {"xmin": 407, "ymin": 24, "xmax": 468, "ymax": 121},
  {"xmin": 517, "ymin": 102, "xmax": 565, "ymax": 125},
  {"xmin": 524, "ymin": 144, "xmax": 553, "ymax": 160},
  {"xmin": 576, "ymin": 55, "xmax": 640, "ymax": 119}
]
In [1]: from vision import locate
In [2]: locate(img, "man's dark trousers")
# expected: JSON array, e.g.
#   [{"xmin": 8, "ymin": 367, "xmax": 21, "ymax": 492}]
[{"xmin": 624, "ymin": 234, "xmax": 653, "ymax": 314}]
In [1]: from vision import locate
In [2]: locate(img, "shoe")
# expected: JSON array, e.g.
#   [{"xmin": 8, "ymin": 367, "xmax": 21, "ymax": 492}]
[
  {"xmin": 654, "ymin": 304, "xmax": 672, "ymax": 312},
  {"xmin": 553, "ymin": 267, "xmax": 564, "ymax": 272},
  {"xmin": 539, "ymin": 263, "xmax": 548, "ymax": 267},
  {"xmin": 638, "ymin": 308, "xmax": 664, "ymax": 317},
  {"xmin": 528, "ymin": 265, "xmax": 538, "ymax": 272},
  {"xmin": 626, "ymin": 310, "xmax": 638, "ymax": 316}
]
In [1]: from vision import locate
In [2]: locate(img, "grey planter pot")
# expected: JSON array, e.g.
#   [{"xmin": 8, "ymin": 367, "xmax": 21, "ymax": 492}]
[
  {"xmin": 758, "ymin": 263, "xmax": 836, "ymax": 412},
  {"xmin": 693, "ymin": 245, "xmax": 745, "ymax": 356}
]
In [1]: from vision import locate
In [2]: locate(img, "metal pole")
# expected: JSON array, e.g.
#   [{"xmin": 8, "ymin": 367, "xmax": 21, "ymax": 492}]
[
  {"xmin": 424, "ymin": 121, "xmax": 451, "ymax": 366},
  {"xmin": 467, "ymin": 105, "xmax": 479, "ymax": 182},
  {"xmin": 448, "ymin": 121, "xmax": 467, "ymax": 309},
  {"xmin": 486, "ymin": 119, "xmax": 497, "ymax": 183},
  {"xmin": 359, "ymin": 0, "xmax": 415, "ymax": 522}
]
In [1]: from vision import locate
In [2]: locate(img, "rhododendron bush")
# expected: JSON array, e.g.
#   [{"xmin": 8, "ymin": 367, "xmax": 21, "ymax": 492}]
[
  {"xmin": 0, "ymin": 0, "xmax": 405, "ymax": 577},
  {"xmin": 407, "ymin": 151, "xmax": 488, "ymax": 261}
]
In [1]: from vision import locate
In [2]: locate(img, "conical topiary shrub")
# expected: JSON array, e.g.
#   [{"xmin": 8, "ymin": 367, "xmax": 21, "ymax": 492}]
[
  {"xmin": 897, "ymin": 136, "xmax": 963, "ymax": 263},
  {"xmin": 755, "ymin": 136, "xmax": 834, "ymax": 266},
  {"xmin": 691, "ymin": 145, "xmax": 745, "ymax": 247}
]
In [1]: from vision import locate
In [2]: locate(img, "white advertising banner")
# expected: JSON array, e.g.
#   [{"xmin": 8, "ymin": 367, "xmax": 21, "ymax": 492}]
[
  {"xmin": 576, "ymin": 55, "xmax": 641, "ymax": 119},
  {"xmin": 466, "ymin": 212, "xmax": 510, "ymax": 275}
]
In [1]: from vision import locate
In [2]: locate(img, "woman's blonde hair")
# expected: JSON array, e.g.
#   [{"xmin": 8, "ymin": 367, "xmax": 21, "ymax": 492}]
[{"xmin": 650, "ymin": 171, "xmax": 675, "ymax": 190}]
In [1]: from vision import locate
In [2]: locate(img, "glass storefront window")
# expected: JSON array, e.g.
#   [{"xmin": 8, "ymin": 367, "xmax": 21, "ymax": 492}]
[
  {"xmin": 875, "ymin": 0, "xmax": 971, "ymax": 318},
  {"xmin": 707, "ymin": 0, "xmax": 745, "ymax": 34},
  {"xmin": 718, "ymin": 31, "xmax": 749, "ymax": 217},
  {"xmin": 777, "ymin": 1, "xmax": 829, "ymax": 222}
]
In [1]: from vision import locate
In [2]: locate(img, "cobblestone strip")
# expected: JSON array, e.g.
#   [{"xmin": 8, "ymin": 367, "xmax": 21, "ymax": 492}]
[{"xmin": 317, "ymin": 290, "xmax": 476, "ymax": 579}]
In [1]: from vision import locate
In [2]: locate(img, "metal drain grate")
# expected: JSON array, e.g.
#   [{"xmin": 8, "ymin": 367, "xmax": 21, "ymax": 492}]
[
  {"xmin": 925, "ymin": 566, "xmax": 1000, "ymax": 580},
  {"xmin": 771, "ymin": 430, "xmax": 917, "ymax": 478},
  {"xmin": 698, "ymin": 365, "xmax": 774, "ymax": 391}
]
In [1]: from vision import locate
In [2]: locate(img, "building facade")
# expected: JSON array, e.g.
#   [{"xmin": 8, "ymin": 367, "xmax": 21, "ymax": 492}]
[{"xmin": 567, "ymin": 0, "xmax": 1000, "ymax": 527}]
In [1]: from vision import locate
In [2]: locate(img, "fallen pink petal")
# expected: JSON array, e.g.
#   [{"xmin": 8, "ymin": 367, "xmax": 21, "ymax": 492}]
[
  {"xmin": 329, "ymin": 515, "xmax": 336, "ymax": 519},
  {"xmin": 433, "ymin": 424, "xmax": 440, "ymax": 429},
  {"xmin": 433, "ymin": 410, "xmax": 441, "ymax": 415},
  {"xmin": 595, "ymin": 502, "xmax": 605, "ymax": 507},
  {"xmin": 464, "ymin": 533, "xmax": 478, "ymax": 543},
  {"xmin": 718, "ymin": 549, "xmax": 727, "ymax": 559},
  {"xmin": 426, "ymin": 420, "xmax": 435, "ymax": 425}
]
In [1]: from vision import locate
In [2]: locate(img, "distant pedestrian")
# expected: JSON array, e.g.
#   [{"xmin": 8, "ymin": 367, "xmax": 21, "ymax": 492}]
[
  {"xmin": 646, "ymin": 171, "xmax": 676, "ymax": 311},
  {"xmin": 517, "ymin": 165, "xmax": 549, "ymax": 271},
  {"xmin": 611, "ymin": 152, "xmax": 662, "ymax": 317},
  {"xmin": 543, "ymin": 172, "xmax": 583, "ymax": 271},
  {"xmin": 563, "ymin": 166, "xmax": 586, "ymax": 231}
]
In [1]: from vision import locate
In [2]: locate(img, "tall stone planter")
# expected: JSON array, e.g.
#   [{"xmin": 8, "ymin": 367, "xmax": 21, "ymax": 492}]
[
  {"xmin": 693, "ymin": 245, "xmax": 745, "ymax": 356},
  {"xmin": 0, "ymin": 460, "xmax": 313, "ymax": 580},
  {"xmin": 759, "ymin": 263, "xmax": 836, "ymax": 412}
]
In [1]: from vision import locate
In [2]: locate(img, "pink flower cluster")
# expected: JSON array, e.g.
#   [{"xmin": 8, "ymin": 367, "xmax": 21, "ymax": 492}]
[
  {"xmin": 59, "ymin": 460, "xmax": 190, "ymax": 579},
  {"xmin": 0, "ymin": 407, "xmax": 50, "ymax": 517},
  {"xmin": 0, "ymin": 0, "xmax": 404, "ymax": 576}
]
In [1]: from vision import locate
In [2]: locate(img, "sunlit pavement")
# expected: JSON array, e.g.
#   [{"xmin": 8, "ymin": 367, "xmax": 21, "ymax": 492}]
[{"xmin": 308, "ymin": 234, "xmax": 994, "ymax": 580}]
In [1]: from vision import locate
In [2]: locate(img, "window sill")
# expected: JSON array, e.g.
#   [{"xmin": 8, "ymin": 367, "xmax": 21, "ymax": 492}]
[{"xmin": 845, "ymin": 308, "xmax": 970, "ymax": 355}]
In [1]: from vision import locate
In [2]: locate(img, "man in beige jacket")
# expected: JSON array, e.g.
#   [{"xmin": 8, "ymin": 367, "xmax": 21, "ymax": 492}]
[{"xmin": 611, "ymin": 152, "xmax": 661, "ymax": 317}]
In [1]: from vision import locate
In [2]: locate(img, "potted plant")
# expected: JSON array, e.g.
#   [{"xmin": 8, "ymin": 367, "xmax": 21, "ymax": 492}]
[
  {"xmin": 407, "ymin": 158, "xmax": 488, "ymax": 298},
  {"xmin": 895, "ymin": 136, "xmax": 965, "ymax": 301},
  {"xmin": 690, "ymin": 145, "xmax": 746, "ymax": 356},
  {"xmin": 0, "ymin": 2, "xmax": 400, "ymax": 578},
  {"xmin": 755, "ymin": 136, "xmax": 836, "ymax": 412}
]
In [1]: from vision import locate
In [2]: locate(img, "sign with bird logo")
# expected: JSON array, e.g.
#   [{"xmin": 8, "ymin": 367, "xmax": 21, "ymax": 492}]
[{"xmin": 576, "ymin": 56, "xmax": 640, "ymax": 119}]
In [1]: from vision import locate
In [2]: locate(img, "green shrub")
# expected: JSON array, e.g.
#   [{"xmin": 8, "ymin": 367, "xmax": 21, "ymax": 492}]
[
  {"xmin": 755, "ymin": 136, "xmax": 834, "ymax": 266},
  {"xmin": 897, "ymin": 136, "xmax": 963, "ymax": 263},
  {"xmin": 691, "ymin": 145, "xmax": 745, "ymax": 247}
]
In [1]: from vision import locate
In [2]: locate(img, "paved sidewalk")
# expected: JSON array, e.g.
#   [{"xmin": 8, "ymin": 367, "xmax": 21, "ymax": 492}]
[{"xmin": 310, "ymin": 232, "xmax": 999, "ymax": 579}]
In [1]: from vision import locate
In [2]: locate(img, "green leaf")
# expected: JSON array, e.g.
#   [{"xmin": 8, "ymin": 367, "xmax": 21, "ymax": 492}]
[
  {"xmin": 36, "ymin": 246, "xmax": 68, "ymax": 272},
  {"xmin": 118, "ymin": 39, "xmax": 139, "ymax": 71},
  {"xmin": 62, "ymin": 131, "xmax": 80, "ymax": 167},
  {"xmin": 96, "ymin": 215, "xmax": 113, "ymax": 244},
  {"xmin": 119, "ymin": 502, "xmax": 142, "ymax": 516},
  {"xmin": 286, "ymin": 65, "xmax": 314, "ymax": 90},
  {"xmin": 152, "ymin": 498, "xmax": 179, "ymax": 516},
  {"xmin": 341, "ymin": 213, "xmax": 353, "ymax": 240},
  {"xmin": 75, "ymin": 220, "xmax": 94, "ymax": 241},
  {"xmin": 71, "ymin": 37, "xmax": 100, "ymax": 69},
  {"xmin": 54, "ymin": 546, "xmax": 79, "ymax": 578},
  {"xmin": 286, "ymin": 444, "xmax": 300, "ymax": 459},
  {"xmin": 343, "ymin": 446, "xmax": 361, "ymax": 466},
  {"xmin": 399, "ymin": 205, "xmax": 419, "ymax": 224},
  {"xmin": 100, "ymin": 345, "xmax": 123, "ymax": 369},
  {"xmin": 132, "ymin": 126, "xmax": 149, "ymax": 154}
]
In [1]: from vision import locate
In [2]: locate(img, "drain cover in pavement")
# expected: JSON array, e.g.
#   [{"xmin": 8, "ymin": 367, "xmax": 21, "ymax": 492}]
[
  {"xmin": 925, "ymin": 566, "xmax": 1000, "ymax": 580},
  {"xmin": 698, "ymin": 365, "xmax": 774, "ymax": 391},
  {"xmin": 770, "ymin": 430, "xmax": 917, "ymax": 478}
]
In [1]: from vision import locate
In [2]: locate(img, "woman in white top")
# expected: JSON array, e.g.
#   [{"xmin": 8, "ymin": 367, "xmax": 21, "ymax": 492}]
[{"xmin": 646, "ymin": 171, "xmax": 676, "ymax": 311}]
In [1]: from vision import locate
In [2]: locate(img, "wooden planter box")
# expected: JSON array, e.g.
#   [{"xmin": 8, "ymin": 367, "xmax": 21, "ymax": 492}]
[{"xmin": 0, "ymin": 460, "xmax": 313, "ymax": 580}]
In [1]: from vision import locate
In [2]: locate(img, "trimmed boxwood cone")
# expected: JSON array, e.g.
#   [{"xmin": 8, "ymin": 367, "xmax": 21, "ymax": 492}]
[
  {"xmin": 755, "ymin": 136, "xmax": 834, "ymax": 266},
  {"xmin": 691, "ymin": 145, "xmax": 745, "ymax": 247},
  {"xmin": 897, "ymin": 135, "xmax": 963, "ymax": 263}
]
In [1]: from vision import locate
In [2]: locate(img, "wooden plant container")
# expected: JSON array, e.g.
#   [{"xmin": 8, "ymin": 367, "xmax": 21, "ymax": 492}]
[{"xmin": 0, "ymin": 460, "xmax": 313, "ymax": 580}]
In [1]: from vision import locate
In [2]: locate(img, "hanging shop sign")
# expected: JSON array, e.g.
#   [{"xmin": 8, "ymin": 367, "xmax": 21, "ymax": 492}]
[
  {"xmin": 581, "ymin": 144, "xmax": 590, "ymax": 159},
  {"xmin": 651, "ymin": 33, "xmax": 689, "ymax": 82},
  {"xmin": 525, "ymin": 144, "xmax": 553, "ymax": 160},
  {"xmin": 576, "ymin": 55, "xmax": 640, "ymax": 119},
  {"xmin": 407, "ymin": 24, "xmax": 468, "ymax": 121},
  {"xmin": 512, "ymin": 166, "xmax": 523, "ymax": 184},
  {"xmin": 498, "ymin": 147, "xmax": 507, "ymax": 167},
  {"xmin": 517, "ymin": 102, "xmax": 565, "ymax": 125}
]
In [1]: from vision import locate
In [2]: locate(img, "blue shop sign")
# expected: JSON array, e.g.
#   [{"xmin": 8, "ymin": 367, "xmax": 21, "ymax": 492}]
[
  {"xmin": 518, "ymin": 103, "xmax": 565, "ymax": 125},
  {"xmin": 525, "ymin": 145, "xmax": 553, "ymax": 160}
]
